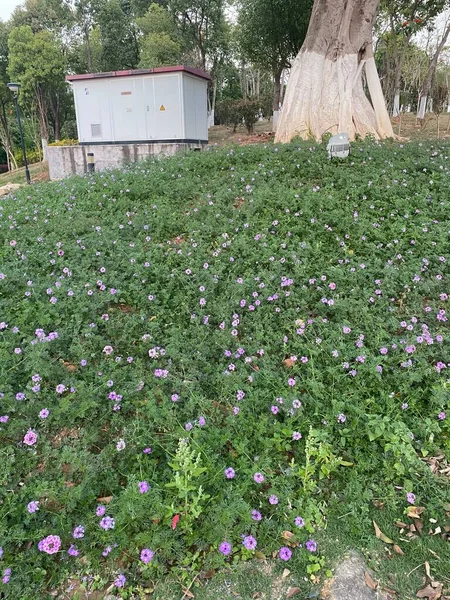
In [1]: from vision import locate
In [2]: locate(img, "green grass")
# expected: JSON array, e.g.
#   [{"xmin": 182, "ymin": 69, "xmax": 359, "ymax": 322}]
[
  {"xmin": 0, "ymin": 161, "xmax": 48, "ymax": 185},
  {"xmin": 0, "ymin": 139, "xmax": 449, "ymax": 599}
]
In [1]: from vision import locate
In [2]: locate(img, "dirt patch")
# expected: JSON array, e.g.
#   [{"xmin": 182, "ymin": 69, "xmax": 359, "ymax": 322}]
[{"xmin": 51, "ymin": 427, "xmax": 80, "ymax": 448}]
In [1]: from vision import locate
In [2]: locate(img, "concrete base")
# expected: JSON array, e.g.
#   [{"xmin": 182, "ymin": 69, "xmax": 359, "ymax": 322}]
[{"xmin": 47, "ymin": 142, "xmax": 205, "ymax": 180}]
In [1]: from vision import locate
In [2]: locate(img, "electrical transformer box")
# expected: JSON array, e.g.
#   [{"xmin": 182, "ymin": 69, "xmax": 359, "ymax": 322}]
[{"xmin": 66, "ymin": 66, "xmax": 210, "ymax": 145}]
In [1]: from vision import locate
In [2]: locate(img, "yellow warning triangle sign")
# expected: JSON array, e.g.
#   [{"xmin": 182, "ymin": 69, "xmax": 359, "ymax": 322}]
[{"xmin": 159, "ymin": 104, "xmax": 166, "ymax": 111}]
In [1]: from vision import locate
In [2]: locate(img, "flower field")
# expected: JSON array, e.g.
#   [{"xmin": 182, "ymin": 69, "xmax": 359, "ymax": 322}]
[{"xmin": 0, "ymin": 140, "xmax": 449, "ymax": 598}]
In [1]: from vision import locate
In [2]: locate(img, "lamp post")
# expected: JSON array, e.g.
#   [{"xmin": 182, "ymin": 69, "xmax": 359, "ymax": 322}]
[{"xmin": 7, "ymin": 82, "xmax": 31, "ymax": 185}]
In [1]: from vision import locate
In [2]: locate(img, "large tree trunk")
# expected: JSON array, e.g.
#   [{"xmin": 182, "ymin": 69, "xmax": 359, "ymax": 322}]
[
  {"xmin": 84, "ymin": 24, "xmax": 93, "ymax": 72},
  {"xmin": 276, "ymin": 0, "xmax": 394, "ymax": 143},
  {"xmin": 418, "ymin": 21, "xmax": 450, "ymax": 121}
]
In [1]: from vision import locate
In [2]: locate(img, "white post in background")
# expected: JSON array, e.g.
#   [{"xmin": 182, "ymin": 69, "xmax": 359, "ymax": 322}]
[
  {"xmin": 42, "ymin": 139, "xmax": 48, "ymax": 161},
  {"xmin": 392, "ymin": 93, "xmax": 400, "ymax": 117}
]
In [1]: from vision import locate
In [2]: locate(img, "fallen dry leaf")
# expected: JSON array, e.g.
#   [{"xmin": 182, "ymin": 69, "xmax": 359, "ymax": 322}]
[
  {"xmin": 62, "ymin": 361, "xmax": 77, "ymax": 372},
  {"xmin": 415, "ymin": 520, "xmax": 424, "ymax": 534},
  {"xmin": 282, "ymin": 531, "xmax": 298, "ymax": 547},
  {"xmin": 393, "ymin": 545, "xmax": 404, "ymax": 556},
  {"xmin": 407, "ymin": 506, "xmax": 425, "ymax": 519},
  {"xmin": 282, "ymin": 568, "xmax": 291, "ymax": 579},
  {"xmin": 97, "ymin": 495, "xmax": 113, "ymax": 504},
  {"xmin": 373, "ymin": 521, "xmax": 394, "ymax": 544},
  {"xmin": 287, "ymin": 587, "xmax": 302, "ymax": 598},
  {"xmin": 181, "ymin": 588, "xmax": 195, "ymax": 599},
  {"xmin": 365, "ymin": 571, "xmax": 378, "ymax": 590},
  {"xmin": 425, "ymin": 561, "xmax": 432, "ymax": 579},
  {"xmin": 395, "ymin": 521, "xmax": 408, "ymax": 528},
  {"xmin": 284, "ymin": 358, "xmax": 295, "ymax": 368},
  {"xmin": 202, "ymin": 569, "xmax": 215, "ymax": 579},
  {"xmin": 432, "ymin": 527, "xmax": 442, "ymax": 535},
  {"xmin": 416, "ymin": 584, "xmax": 442, "ymax": 599}
]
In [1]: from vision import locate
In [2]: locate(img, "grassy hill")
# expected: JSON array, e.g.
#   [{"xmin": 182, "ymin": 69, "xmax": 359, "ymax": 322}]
[{"xmin": 0, "ymin": 140, "xmax": 449, "ymax": 599}]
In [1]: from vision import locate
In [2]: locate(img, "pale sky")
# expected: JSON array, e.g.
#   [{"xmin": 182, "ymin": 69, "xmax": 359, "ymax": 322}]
[{"xmin": 1, "ymin": 0, "xmax": 23, "ymax": 22}]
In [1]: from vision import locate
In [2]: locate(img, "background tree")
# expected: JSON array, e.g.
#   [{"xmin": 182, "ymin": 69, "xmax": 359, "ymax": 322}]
[
  {"xmin": 168, "ymin": 0, "xmax": 226, "ymax": 71},
  {"xmin": 275, "ymin": 0, "xmax": 394, "ymax": 143},
  {"xmin": 237, "ymin": 0, "xmax": 313, "ymax": 128},
  {"xmin": 98, "ymin": 0, "xmax": 140, "ymax": 70},
  {"xmin": 137, "ymin": 3, "xmax": 183, "ymax": 67},
  {"xmin": 0, "ymin": 21, "xmax": 16, "ymax": 169},
  {"xmin": 378, "ymin": 0, "xmax": 446, "ymax": 115},
  {"xmin": 8, "ymin": 25, "xmax": 67, "ymax": 142},
  {"xmin": 417, "ymin": 16, "xmax": 450, "ymax": 119}
]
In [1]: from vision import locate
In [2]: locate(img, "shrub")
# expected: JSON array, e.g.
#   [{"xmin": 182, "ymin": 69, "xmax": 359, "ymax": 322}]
[
  {"xmin": 235, "ymin": 99, "xmax": 260, "ymax": 134},
  {"xmin": 48, "ymin": 139, "xmax": 79, "ymax": 147},
  {"xmin": 13, "ymin": 148, "xmax": 42, "ymax": 167}
]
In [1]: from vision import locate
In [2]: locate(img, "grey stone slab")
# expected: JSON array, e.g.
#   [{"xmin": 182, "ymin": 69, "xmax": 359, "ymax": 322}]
[{"xmin": 328, "ymin": 552, "xmax": 387, "ymax": 600}]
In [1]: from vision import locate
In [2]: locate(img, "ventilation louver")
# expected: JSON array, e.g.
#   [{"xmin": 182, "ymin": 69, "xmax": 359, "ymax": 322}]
[{"xmin": 91, "ymin": 123, "xmax": 102, "ymax": 138}]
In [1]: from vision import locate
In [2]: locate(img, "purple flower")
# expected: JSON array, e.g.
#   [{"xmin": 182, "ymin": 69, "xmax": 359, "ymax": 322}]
[
  {"xmin": 406, "ymin": 492, "xmax": 416, "ymax": 504},
  {"xmin": 198, "ymin": 416, "xmax": 206, "ymax": 427},
  {"xmin": 143, "ymin": 447, "xmax": 152, "ymax": 454},
  {"xmin": 0, "ymin": 416, "xmax": 9, "ymax": 423},
  {"xmin": 96, "ymin": 505, "xmax": 106, "ymax": 517},
  {"xmin": 55, "ymin": 384, "xmax": 66, "ymax": 394},
  {"xmin": 279, "ymin": 547, "xmax": 292, "ymax": 561},
  {"xmin": 219, "ymin": 541, "xmax": 232, "ymax": 556},
  {"xmin": 103, "ymin": 345, "xmax": 114, "ymax": 355},
  {"xmin": 343, "ymin": 326, "xmax": 351, "ymax": 334},
  {"xmin": 185, "ymin": 422, "xmax": 193, "ymax": 431},
  {"xmin": 225, "ymin": 467, "xmax": 235, "ymax": 479},
  {"xmin": 68, "ymin": 544, "xmax": 79, "ymax": 557},
  {"xmin": 138, "ymin": 481, "xmax": 150, "ymax": 494},
  {"xmin": 39, "ymin": 409, "xmax": 49, "ymax": 419},
  {"xmin": 380, "ymin": 347, "xmax": 388, "ymax": 355},
  {"xmin": 114, "ymin": 574, "xmax": 126, "ymax": 588},
  {"xmin": 140, "ymin": 548, "xmax": 154, "ymax": 564},
  {"xmin": 171, "ymin": 393, "xmax": 179, "ymax": 402},
  {"xmin": 251, "ymin": 510, "xmax": 262, "ymax": 521},
  {"xmin": 271, "ymin": 405, "xmax": 279, "ymax": 414},
  {"xmin": 269, "ymin": 495, "xmax": 279, "ymax": 505},
  {"xmin": 243, "ymin": 535, "xmax": 257, "ymax": 550},
  {"xmin": 405, "ymin": 345, "xmax": 416, "ymax": 354},
  {"xmin": 253, "ymin": 472, "xmax": 264, "ymax": 483},
  {"xmin": 116, "ymin": 439, "xmax": 126, "ymax": 451},
  {"xmin": 295, "ymin": 516, "xmax": 305, "ymax": 528},
  {"xmin": 288, "ymin": 378, "xmax": 296, "ymax": 387},
  {"xmin": 27, "ymin": 501, "xmax": 39, "ymax": 513},
  {"xmin": 99, "ymin": 516, "xmax": 115, "ymax": 530},
  {"xmin": 305, "ymin": 539, "xmax": 317, "ymax": 552},
  {"xmin": 292, "ymin": 431, "xmax": 302, "ymax": 440},
  {"xmin": 16, "ymin": 392, "xmax": 25, "ymax": 401},
  {"xmin": 337, "ymin": 413, "xmax": 346, "ymax": 424},
  {"xmin": 401, "ymin": 403, "xmax": 408, "ymax": 410},
  {"xmin": 38, "ymin": 535, "xmax": 61, "ymax": 554},
  {"xmin": 23, "ymin": 430, "xmax": 37, "ymax": 446},
  {"xmin": 438, "ymin": 411, "xmax": 446, "ymax": 420},
  {"xmin": 73, "ymin": 526, "xmax": 85, "ymax": 539}
]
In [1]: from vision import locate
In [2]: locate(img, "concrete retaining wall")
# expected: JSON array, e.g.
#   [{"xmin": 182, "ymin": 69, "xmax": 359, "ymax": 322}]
[{"xmin": 47, "ymin": 142, "xmax": 204, "ymax": 180}]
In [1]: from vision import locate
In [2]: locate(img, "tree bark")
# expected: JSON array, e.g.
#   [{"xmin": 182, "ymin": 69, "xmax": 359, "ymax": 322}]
[
  {"xmin": 276, "ymin": 0, "xmax": 394, "ymax": 142},
  {"xmin": 273, "ymin": 66, "xmax": 283, "ymax": 131},
  {"xmin": 84, "ymin": 23, "xmax": 93, "ymax": 72},
  {"xmin": 418, "ymin": 21, "xmax": 450, "ymax": 121}
]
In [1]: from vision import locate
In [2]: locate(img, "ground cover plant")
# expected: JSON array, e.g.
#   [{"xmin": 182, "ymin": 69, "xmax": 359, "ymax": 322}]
[{"xmin": 0, "ymin": 139, "xmax": 449, "ymax": 599}]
